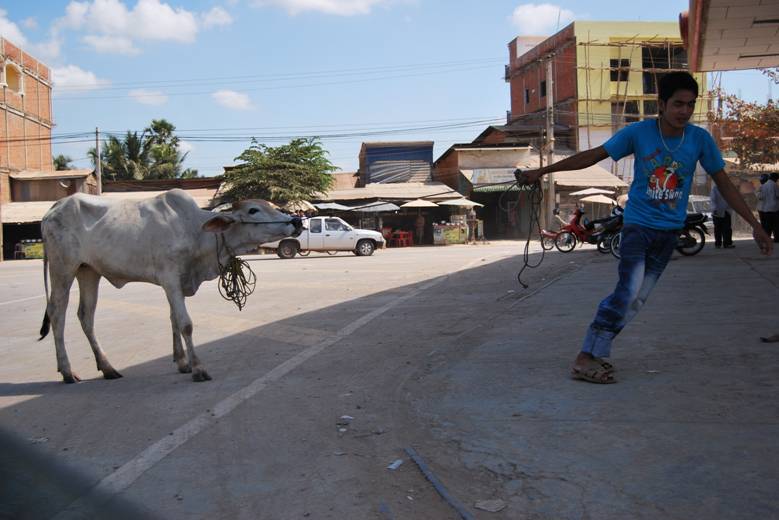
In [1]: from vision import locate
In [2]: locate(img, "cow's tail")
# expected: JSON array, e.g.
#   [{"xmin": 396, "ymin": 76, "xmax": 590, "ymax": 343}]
[{"xmin": 39, "ymin": 244, "xmax": 50, "ymax": 340}]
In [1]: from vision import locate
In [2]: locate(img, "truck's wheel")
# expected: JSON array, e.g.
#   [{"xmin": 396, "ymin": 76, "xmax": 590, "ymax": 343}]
[
  {"xmin": 355, "ymin": 240, "xmax": 375, "ymax": 256},
  {"xmin": 277, "ymin": 241, "xmax": 298, "ymax": 259}
]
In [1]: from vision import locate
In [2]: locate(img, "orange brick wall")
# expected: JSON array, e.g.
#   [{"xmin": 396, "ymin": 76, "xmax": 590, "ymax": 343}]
[
  {"xmin": 432, "ymin": 151, "xmax": 460, "ymax": 192},
  {"xmin": 507, "ymin": 25, "xmax": 577, "ymax": 125},
  {"xmin": 1, "ymin": 38, "xmax": 53, "ymax": 172}
]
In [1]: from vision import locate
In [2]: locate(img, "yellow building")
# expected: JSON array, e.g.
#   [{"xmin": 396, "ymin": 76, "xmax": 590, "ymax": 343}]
[{"xmin": 506, "ymin": 21, "xmax": 710, "ymax": 181}]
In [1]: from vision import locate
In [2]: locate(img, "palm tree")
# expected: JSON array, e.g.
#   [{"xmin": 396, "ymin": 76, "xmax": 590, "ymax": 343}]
[
  {"xmin": 88, "ymin": 120, "xmax": 196, "ymax": 180},
  {"xmin": 53, "ymin": 154, "xmax": 73, "ymax": 171}
]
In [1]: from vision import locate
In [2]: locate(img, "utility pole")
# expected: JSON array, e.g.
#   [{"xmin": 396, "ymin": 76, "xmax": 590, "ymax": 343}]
[
  {"xmin": 95, "ymin": 127, "xmax": 102, "ymax": 195},
  {"xmin": 545, "ymin": 56, "xmax": 556, "ymax": 227}
]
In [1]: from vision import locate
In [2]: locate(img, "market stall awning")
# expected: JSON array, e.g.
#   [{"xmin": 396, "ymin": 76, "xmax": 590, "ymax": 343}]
[
  {"xmin": 350, "ymin": 201, "xmax": 400, "ymax": 212},
  {"xmin": 316, "ymin": 182, "xmax": 461, "ymax": 202},
  {"xmin": 463, "ymin": 165, "xmax": 627, "ymax": 192},
  {"xmin": 1, "ymin": 188, "xmax": 219, "ymax": 224},
  {"xmin": 314, "ymin": 202, "xmax": 352, "ymax": 211}
]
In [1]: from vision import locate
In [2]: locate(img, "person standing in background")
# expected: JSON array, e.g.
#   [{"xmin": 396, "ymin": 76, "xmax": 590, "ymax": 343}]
[
  {"xmin": 757, "ymin": 173, "xmax": 779, "ymax": 242},
  {"xmin": 710, "ymin": 183, "xmax": 734, "ymax": 248},
  {"xmin": 757, "ymin": 174, "xmax": 769, "ymax": 235},
  {"xmin": 415, "ymin": 213, "xmax": 425, "ymax": 245}
]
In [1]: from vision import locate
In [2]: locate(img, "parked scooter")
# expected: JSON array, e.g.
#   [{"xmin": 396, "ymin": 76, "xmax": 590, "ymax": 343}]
[
  {"xmin": 676, "ymin": 212, "xmax": 708, "ymax": 255},
  {"xmin": 610, "ymin": 212, "xmax": 708, "ymax": 259},
  {"xmin": 550, "ymin": 206, "xmax": 623, "ymax": 253}
]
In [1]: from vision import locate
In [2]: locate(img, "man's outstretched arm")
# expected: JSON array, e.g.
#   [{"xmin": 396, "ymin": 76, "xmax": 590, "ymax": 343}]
[
  {"xmin": 711, "ymin": 170, "xmax": 773, "ymax": 255},
  {"xmin": 516, "ymin": 146, "xmax": 610, "ymax": 184}
]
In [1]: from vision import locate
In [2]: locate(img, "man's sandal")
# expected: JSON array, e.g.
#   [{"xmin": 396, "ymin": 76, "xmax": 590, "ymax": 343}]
[
  {"xmin": 571, "ymin": 360, "xmax": 617, "ymax": 384},
  {"xmin": 594, "ymin": 357, "xmax": 614, "ymax": 372}
]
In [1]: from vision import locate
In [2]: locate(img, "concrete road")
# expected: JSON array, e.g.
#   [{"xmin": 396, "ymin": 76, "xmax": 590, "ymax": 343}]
[
  {"xmin": 2, "ymin": 238, "xmax": 777, "ymax": 520},
  {"xmin": 0, "ymin": 241, "xmax": 569, "ymax": 519}
]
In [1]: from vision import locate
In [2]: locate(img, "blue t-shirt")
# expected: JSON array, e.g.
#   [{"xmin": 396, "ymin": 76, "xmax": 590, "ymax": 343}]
[{"xmin": 603, "ymin": 119, "xmax": 725, "ymax": 230}]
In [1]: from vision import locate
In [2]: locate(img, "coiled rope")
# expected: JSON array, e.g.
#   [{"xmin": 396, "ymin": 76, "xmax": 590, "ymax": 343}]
[
  {"xmin": 509, "ymin": 171, "xmax": 546, "ymax": 289},
  {"xmin": 215, "ymin": 234, "xmax": 257, "ymax": 310}
]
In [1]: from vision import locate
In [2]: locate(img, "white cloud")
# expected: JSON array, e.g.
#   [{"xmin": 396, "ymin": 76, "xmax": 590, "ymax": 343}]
[
  {"xmin": 201, "ymin": 6, "xmax": 233, "ymax": 28},
  {"xmin": 0, "ymin": 9, "xmax": 28, "ymax": 46},
  {"xmin": 83, "ymin": 34, "xmax": 140, "ymax": 55},
  {"xmin": 22, "ymin": 17, "xmax": 38, "ymax": 30},
  {"xmin": 52, "ymin": 65, "xmax": 110, "ymax": 92},
  {"xmin": 212, "ymin": 90, "xmax": 254, "ymax": 110},
  {"xmin": 57, "ymin": 0, "xmax": 200, "ymax": 55},
  {"xmin": 510, "ymin": 3, "xmax": 575, "ymax": 35},
  {"xmin": 251, "ymin": 0, "xmax": 388, "ymax": 16},
  {"xmin": 129, "ymin": 88, "xmax": 168, "ymax": 105},
  {"xmin": 30, "ymin": 36, "xmax": 64, "ymax": 61}
]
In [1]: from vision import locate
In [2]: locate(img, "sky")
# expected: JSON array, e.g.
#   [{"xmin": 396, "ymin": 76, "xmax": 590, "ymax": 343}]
[{"xmin": 0, "ymin": 0, "xmax": 773, "ymax": 176}]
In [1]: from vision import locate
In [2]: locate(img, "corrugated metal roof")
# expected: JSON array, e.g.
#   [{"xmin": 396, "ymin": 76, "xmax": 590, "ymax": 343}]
[
  {"xmin": 317, "ymin": 182, "xmax": 461, "ymax": 202},
  {"xmin": 9, "ymin": 169, "xmax": 93, "ymax": 180},
  {"xmin": 461, "ymin": 162, "xmax": 628, "ymax": 190},
  {"xmin": 1, "ymin": 188, "xmax": 218, "ymax": 224}
]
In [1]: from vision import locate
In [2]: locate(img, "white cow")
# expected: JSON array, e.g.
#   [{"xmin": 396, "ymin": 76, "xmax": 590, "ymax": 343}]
[{"xmin": 38, "ymin": 189, "xmax": 302, "ymax": 383}]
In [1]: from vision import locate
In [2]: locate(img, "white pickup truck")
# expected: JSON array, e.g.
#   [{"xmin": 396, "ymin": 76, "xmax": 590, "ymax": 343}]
[{"xmin": 260, "ymin": 216, "xmax": 385, "ymax": 259}]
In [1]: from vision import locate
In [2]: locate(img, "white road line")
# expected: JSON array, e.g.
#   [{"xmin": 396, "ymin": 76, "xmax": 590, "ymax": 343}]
[
  {"xmin": 54, "ymin": 252, "xmax": 512, "ymax": 517},
  {"xmin": 0, "ymin": 288, "xmax": 77, "ymax": 307}
]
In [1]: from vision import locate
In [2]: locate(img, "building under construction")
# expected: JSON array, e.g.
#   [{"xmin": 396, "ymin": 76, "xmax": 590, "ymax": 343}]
[{"xmin": 504, "ymin": 21, "xmax": 710, "ymax": 183}]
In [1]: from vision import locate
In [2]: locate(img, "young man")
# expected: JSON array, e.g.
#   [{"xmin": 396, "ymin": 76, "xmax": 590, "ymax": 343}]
[{"xmin": 516, "ymin": 71, "xmax": 773, "ymax": 384}]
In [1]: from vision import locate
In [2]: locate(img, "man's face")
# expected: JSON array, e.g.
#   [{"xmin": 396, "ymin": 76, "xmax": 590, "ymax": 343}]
[{"xmin": 658, "ymin": 89, "xmax": 697, "ymax": 130}]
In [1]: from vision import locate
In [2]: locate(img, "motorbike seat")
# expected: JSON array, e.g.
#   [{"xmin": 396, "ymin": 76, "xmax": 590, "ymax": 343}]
[{"xmin": 685, "ymin": 212, "xmax": 706, "ymax": 225}]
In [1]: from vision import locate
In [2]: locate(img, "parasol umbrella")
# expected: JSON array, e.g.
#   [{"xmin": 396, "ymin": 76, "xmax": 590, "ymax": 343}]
[
  {"xmin": 437, "ymin": 198, "xmax": 484, "ymax": 207},
  {"xmin": 283, "ymin": 200, "xmax": 316, "ymax": 212},
  {"xmin": 400, "ymin": 199, "xmax": 439, "ymax": 208},
  {"xmin": 569, "ymin": 187, "xmax": 615, "ymax": 196},
  {"xmin": 580, "ymin": 194, "xmax": 617, "ymax": 205}
]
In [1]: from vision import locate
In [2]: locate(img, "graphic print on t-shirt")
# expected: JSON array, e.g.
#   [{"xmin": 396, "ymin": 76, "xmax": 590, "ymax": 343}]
[{"xmin": 644, "ymin": 152, "xmax": 687, "ymax": 210}]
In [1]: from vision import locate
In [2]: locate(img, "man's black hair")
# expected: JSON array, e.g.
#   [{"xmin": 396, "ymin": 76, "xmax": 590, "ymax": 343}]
[
  {"xmin": 771, "ymin": 172, "xmax": 779, "ymax": 182},
  {"xmin": 658, "ymin": 72, "xmax": 699, "ymax": 102}
]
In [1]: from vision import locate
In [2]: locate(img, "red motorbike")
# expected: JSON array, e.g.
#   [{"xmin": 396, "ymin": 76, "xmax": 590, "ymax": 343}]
[{"xmin": 541, "ymin": 207, "xmax": 622, "ymax": 253}]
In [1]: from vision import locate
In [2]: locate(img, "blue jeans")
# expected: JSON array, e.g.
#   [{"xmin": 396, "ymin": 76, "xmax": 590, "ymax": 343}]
[{"xmin": 581, "ymin": 224, "xmax": 678, "ymax": 358}]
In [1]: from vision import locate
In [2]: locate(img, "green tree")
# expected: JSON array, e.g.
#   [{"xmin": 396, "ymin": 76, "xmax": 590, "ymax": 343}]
[
  {"xmin": 88, "ymin": 119, "xmax": 197, "ymax": 180},
  {"xmin": 710, "ymin": 92, "xmax": 779, "ymax": 170},
  {"xmin": 53, "ymin": 154, "xmax": 73, "ymax": 170},
  {"xmin": 222, "ymin": 137, "xmax": 335, "ymax": 203},
  {"xmin": 143, "ymin": 119, "xmax": 197, "ymax": 179}
]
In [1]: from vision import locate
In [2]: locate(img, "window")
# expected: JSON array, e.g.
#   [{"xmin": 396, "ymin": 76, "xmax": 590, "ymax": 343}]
[
  {"xmin": 4, "ymin": 63, "xmax": 22, "ymax": 94},
  {"xmin": 325, "ymin": 218, "xmax": 347, "ymax": 231},
  {"xmin": 540, "ymin": 80, "xmax": 546, "ymax": 98},
  {"xmin": 609, "ymin": 59, "xmax": 630, "ymax": 82},
  {"xmin": 309, "ymin": 219, "xmax": 322, "ymax": 233},
  {"xmin": 611, "ymin": 101, "xmax": 640, "ymax": 129},
  {"xmin": 524, "ymin": 88, "xmax": 530, "ymax": 104},
  {"xmin": 643, "ymin": 100, "xmax": 658, "ymax": 117},
  {"xmin": 642, "ymin": 45, "xmax": 688, "ymax": 94}
]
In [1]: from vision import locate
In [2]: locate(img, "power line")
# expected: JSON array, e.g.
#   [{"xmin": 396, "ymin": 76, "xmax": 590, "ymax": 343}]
[{"xmin": 54, "ymin": 57, "xmax": 507, "ymax": 92}]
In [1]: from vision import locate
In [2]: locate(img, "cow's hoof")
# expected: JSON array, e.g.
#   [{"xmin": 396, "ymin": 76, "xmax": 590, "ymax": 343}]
[
  {"xmin": 178, "ymin": 365, "xmax": 192, "ymax": 374},
  {"xmin": 192, "ymin": 370, "xmax": 212, "ymax": 382},
  {"xmin": 103, "ymin": 368, "xmax": 123, "ymax": 379},
  {"xmin": 62, "ymin": 373, "xmax": 81, "ymax": 384}
]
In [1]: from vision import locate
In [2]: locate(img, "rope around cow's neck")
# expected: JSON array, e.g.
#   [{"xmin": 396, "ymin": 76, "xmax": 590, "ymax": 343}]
[{"xmin": 215, "ymin": 234, "xmax": 257, "ymax": 310}]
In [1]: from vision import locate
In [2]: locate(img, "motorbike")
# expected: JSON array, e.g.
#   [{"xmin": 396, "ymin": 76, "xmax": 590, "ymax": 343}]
[
  {"xmin": 676, "ymin": 212, "xmax": 708, "ymax": 256},
  {"xmin": 546, "ymin": 206, "xmax": 623, "ymax": 253},
  {"xmin": 610, "ymin": 212, "xmax": 708, "ymax": 259}
]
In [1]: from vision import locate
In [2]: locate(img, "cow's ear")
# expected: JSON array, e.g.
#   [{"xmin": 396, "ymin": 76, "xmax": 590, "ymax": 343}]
[{"xmin": 202, "ymin": 214, "xmax": 236, "ymax": 232}]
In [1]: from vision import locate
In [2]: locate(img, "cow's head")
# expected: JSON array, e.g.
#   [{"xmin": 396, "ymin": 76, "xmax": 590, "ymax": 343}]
[{"xmin": 202, "ymin": 200, "xmax": 303, "ymax": 243}]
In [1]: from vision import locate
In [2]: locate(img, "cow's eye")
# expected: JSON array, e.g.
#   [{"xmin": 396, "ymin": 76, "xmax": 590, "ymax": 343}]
[{"xmin": 248, "ymin": 208, "xmax": 259, "ymax": 215}]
